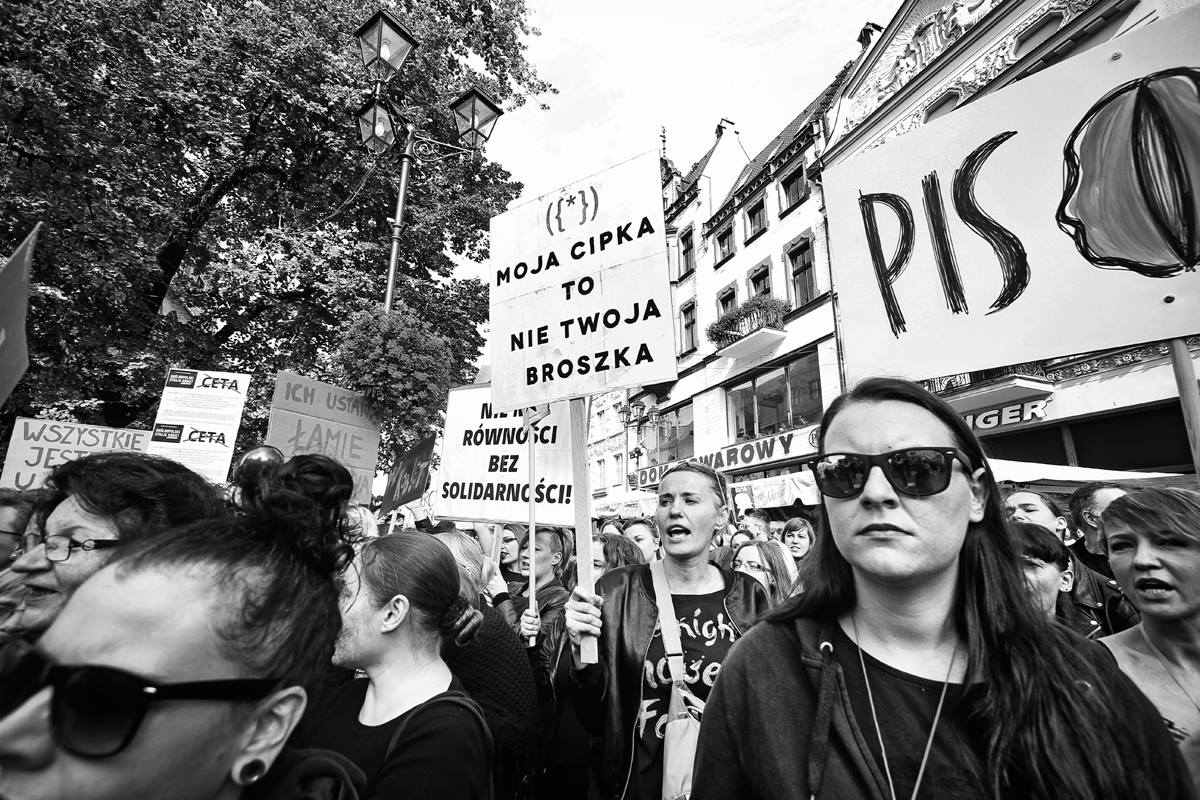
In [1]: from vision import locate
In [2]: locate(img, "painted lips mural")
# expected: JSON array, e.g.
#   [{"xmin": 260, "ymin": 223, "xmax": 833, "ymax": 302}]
[{"xmin": 1057, "ymin": 67, "xmax": 1200, "ymax": 278}]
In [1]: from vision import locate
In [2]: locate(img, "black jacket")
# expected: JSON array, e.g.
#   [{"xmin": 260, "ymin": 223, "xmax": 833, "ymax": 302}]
[
  {"xmin": 498, "ymin": 577, "xmax": 570, "ymax": 642},
  {"xmin": 568, "ymin": 562, "xmax": 770, "ymax": 800},
  {"xmin": 1070, "ymin": 554, "xmax": 1139, "ymax": 636},
  {"xmin": 692, "ymin": 617, "xmax": 1194, "ymax": 800}
]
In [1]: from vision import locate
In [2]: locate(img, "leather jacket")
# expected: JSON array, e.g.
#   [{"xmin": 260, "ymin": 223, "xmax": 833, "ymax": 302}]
[
  {"xmin": 568, "ymin": 562, "xmax": 770, "ymax": 800},
  {"xmin": 497, "ymin": 577, "xmax": 570, "ymax": 642},
  {"xmin": 1069, "ymin": 554, "xmax": 1139, "ymax": 636}
]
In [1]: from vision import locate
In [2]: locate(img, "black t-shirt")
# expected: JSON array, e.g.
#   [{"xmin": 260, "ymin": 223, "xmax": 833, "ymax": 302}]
[
  {"xmin": 833, "ymin": 626, "xmax": 987, "ymax": 800},
  {"xmin": 299, "ymin": 677, "xmax": 490, "ymax": 800},
  {"xmin": 636, "ymin": 588, "xmax": 737, "ymax": 800}
]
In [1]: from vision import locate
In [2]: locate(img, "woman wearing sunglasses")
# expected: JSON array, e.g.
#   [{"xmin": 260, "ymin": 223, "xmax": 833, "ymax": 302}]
[
  {"xmin": 0, "ymin": 478, "xmax": 362, "ymax": 800},
  {"xmin": 692, "ymin": 377, "xmax": 1190, "ymax": 800}
]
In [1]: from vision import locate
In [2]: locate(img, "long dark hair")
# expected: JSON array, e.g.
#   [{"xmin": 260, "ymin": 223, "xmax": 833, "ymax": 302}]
[{"xmin": 769, "ymin": 377, "xmax": 1157, "ymax": 798}]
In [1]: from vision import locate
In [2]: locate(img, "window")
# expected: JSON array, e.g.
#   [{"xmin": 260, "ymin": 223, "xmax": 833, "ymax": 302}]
[
  {"xmin": 596, "ymin": 408, "xmax": 605, "ymax": 434},
  {"xmin": 592, "ymin": 459, "xmax": 604, "ymax": 486},
  {"xmin": 781, "ymin": 170, "xmax": 808, "ymax": 211},
  {"xmin": 789, "ymin": 240, "xmax": 816, "ymax": 307},
  {"xmin": 727, "ymin": 351, "xmax": 824, "ymax": 441},
  {"xmin": 681, "ymin": 302, "xmax": 697, "ymax": 353},
  {"xmin": 749, "ymin": 263, "xmax": 771, "ymax": 297},
  {"xmin": 715, "ymin": 226, "xmax": 735, "ymax": 263},
  {"xmin": 612, "ymin": 454, "xmax": 623, "ymax": 488},
  {"xmin": 647, "ymin": 404, "xmax": 694, "ymax": 464},
  {"xmin": 679, "ymin": 229, "xmax": 695, "ymax": 276},
  {"xmin": 746, "ymin": 199, "xmax": 766, "ymax": 239},
  {"xmin": 718, "ymin": 286, "xmax": 737, "ymax": 316}
]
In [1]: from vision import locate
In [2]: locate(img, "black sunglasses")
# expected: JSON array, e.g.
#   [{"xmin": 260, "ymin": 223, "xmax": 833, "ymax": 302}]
[
  {"xmin": 812, "ymin": 447, "xmax": 976, "ymax": 499},
  {"xmin": 0, "ymin": 635, "xmax": 280, "ymax": 758}
]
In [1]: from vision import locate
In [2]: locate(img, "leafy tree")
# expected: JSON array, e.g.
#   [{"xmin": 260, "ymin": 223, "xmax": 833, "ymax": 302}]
[{"xmin": 0, "ymin": 0, "xmax": 551, "ymax": 470}]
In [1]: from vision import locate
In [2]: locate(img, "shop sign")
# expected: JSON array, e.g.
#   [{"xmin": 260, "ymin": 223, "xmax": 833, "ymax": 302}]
[
  {"xmin": 963, "ymin": 399, "xmax": 1048, "ymax": 432},
  {"xmin": 636, "ymin": 424, "xmax": 819, "ymax": 488},
  {"xmin": 824, "ymin": 14, "xmax": 1200, "ymax": 383}
]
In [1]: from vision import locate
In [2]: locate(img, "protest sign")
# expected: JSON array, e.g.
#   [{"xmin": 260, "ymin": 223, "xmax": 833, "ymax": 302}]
[
  {"xmin": 488, "ymin": 150, "xmax": 678, "ymax": 409},
  {"xmin": 0, "ymin": 418, "xmax": 150, "ymax": 491},
  {"xmin": 0, "ymin": 225, "xmax": 39, "ymax": 407},
  {"xmin": 434, "ymin": 384, "xmax": 575, "ymax": 526},
  {"xmin": 265, "ymin": 371, "xmax": 381, "ymax": 504},
  {"xmin": 823, "ymin": 12, "xmax": 1200, "ymax": 383},
  {"xmin": 379, "ymin": 435, "xmax": 436, "ymax": 514},
  {"xmin": 145, "ymin": 367, "xmax": 250, "ymax": 483}
]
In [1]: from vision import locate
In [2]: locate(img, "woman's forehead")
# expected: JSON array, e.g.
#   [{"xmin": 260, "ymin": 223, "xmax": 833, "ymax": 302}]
[
  {"xmin": 659, "ymin": 470, "xmax": 716, "ymax": 495},
  {"xmin": 824, "ymin": 399, "xmax": 957, "ymax": 451}
]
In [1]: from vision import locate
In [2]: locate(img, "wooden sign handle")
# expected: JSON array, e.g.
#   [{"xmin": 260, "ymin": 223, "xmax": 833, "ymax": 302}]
[{"xmin": 570, "ymin": 397, "xmax": 599, "ymax": 664}]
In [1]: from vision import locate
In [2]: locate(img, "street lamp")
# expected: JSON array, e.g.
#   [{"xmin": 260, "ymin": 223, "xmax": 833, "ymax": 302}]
[{"xmin": 352, "ymin": 10, "xmax": 504, "ymax": 312}]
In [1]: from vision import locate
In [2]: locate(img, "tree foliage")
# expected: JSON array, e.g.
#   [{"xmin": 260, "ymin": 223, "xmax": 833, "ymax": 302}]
[{"xmin": 0, "ymin": 0, "xmax": 551, "ymax": 471}]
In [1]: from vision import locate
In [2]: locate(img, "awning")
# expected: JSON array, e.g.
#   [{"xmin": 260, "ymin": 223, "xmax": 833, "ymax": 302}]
[
  {"xmin": 592, "ymin": 490, "xmax": 658, "ymax": 519},
  {"xmin": 729, "ymin": 471, "xmax": 820, "ymax": 509},
  {"xmin": 989, "ymin": 458, "xmax": 1192, "ymax": 493}
]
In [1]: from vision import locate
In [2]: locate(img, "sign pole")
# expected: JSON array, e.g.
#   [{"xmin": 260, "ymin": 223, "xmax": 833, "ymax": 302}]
[
  {"xmin": 570, "ymin": 397, "xmax": 599, "ymax": 664},
  {"xmin": 1169, "ymin": 338, "xmax": 1200, "ymax": 482},
  {"xmin": 526, "ymin": 411, "xmax": 538, "ymax": 647},
  {"xmin": 387, "ymin": 509, "xmax": 399, "ymax": 536}
]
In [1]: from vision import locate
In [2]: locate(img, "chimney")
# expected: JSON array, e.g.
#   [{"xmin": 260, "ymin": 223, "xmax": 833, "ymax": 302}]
[{"xmin": 857, "ymin": 22, "xmax": 883, "ymax": 51}]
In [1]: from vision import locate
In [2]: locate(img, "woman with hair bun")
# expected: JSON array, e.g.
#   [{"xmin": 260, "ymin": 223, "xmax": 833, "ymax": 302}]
[
  {"xmin": 301, "ymin": 532, "xmax": 493, "ymax": 799},
  {"xmin": 0, "ymin": 468, "xmax": 363, "ymax": 800}
]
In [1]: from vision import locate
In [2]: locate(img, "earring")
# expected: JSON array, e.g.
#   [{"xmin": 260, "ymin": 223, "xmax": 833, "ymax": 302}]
[{"xmin": 237, "ymin": 758, "xmax": 268, "ymax": 786}]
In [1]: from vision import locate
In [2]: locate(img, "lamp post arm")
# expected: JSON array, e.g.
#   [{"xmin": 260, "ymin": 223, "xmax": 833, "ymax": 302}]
[
  {"xmin": 383, "ymin": 123, "xmax": 418, "ymax": 313},
  {"xmin": 413, "ymin": 134, "xmax": 478, "ymax": 163}
]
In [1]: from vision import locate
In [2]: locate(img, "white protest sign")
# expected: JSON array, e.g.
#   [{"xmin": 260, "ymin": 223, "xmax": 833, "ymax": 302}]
[
  {"xmin": 434, "ymin": 384, "xmax": 575, "ymax": 526},
  {"xmin": 488, "ymin": 150, "xmax": 678, "ymax": 409},
  {"xmin": 265, "ymin": 371, "xmax": 380, "ymax": 503},
  {"xmin": 0, "ymin": 418, "xmax": 150, "ymax": 491},
  {"xmin": 145, "ymin": 367, "xmax": 250, "ymax": 483},
  {"xmin": 823, "ymin": 11, "xmax": 1200, "ymax": 383}
]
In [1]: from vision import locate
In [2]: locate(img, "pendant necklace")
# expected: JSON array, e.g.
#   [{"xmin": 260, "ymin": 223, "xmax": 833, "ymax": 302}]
[
  {"xmin": 852, "ymin": 615, "xmax": 957, "ymax": 800},
  {"xmin": 1140, "ymin": 626, "xmax": 1200, "ymax": 715}
]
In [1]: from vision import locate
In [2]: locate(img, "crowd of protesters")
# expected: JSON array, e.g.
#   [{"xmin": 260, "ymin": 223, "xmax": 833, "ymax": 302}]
[{"xmin": 2, "ymin": 378, "xmax": 1199, "ymax": 799}]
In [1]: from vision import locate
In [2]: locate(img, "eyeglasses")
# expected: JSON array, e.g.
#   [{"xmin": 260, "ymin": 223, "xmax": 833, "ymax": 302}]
[
  {"xmin": 812, "ymin": 448, "xmax": 975, "ymax": 499},
  {"xmin": 731, "ymin": 558, "xmax": 767, "ymax": 573},
  {"xmin": 0, "ymin": 635, "xmax": 280, "ymax": 758},
  {"xmin": 10, "ymin": 534, "xmax": 121, "ymax": 563}
]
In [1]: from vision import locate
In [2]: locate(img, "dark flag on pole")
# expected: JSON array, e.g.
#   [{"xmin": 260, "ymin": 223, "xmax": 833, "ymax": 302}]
[
  {"xmin": 0, "ymin": 225, "xmax": 39, "ymax": 407},
  {"xmin": 380, "ymin": 435, "xmax": 437, "ymax": 514}
]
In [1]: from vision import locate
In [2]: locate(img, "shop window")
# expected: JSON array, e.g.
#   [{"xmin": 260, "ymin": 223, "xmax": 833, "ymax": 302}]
[
  {"xmin": 679, "ymin": 228, "xmax": 695, "ymax": 277},
  {"xmin": 745, "ymin": 199, "xmax": 767, "ymax": 240},
  {"xmin": 647, "ymin": 404, "xmax": 695, "ymax": 464},
  {"xmin": 715, "ymin": 225, "xmax": 735, "ymax": 264},
  {"xmin": 749, "ymin": 263, "xmax": 771, "ymax": 297},
  {"xmin": 728, "ymin": 350, "xmax": 824, "ymax": 442},
  {"xmin": 680, "ymin": 302, "xmax": 697, "ymax": 353},
  {"xmin": 781, "ymin": 169, "xmax": 808, "ymax": 212},
  {"xmin": 717, "ymin": 286, "xmax": 737, "ymax": 316},
  {"xmin": 789, "ymin": 240, "xmax": 816, "ymax": 307}
]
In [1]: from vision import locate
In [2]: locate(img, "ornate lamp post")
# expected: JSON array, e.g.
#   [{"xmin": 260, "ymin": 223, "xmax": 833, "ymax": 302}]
[{"xmin": 352, "ymin": 10, "xmax": 504, "ymax": 312}]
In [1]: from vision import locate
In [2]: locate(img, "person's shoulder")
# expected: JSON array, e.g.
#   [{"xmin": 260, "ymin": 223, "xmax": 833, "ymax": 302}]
[
  {"xmin": 596, "ymin": 562, "xmax": 647, "ymax": 593},
  {"xmin": 724, "ymin": 616, "xmax": 809, "ymax": 663},
  {"xmin": 1099, "ymin": 625, "xmax": 1142, "ymax": 652},
  {"xmin": 407, "ymin": 693, "xmax": 489, "ymax": 744}
]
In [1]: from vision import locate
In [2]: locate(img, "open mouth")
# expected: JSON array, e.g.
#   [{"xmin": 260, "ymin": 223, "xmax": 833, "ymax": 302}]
[
  {"xmin": 1134, "ymin": 577, "xmax": 1175, "ymax": 597},
  {"xmin": 23, "ymin": 585, "xmax": 58, "ymax": 598},
  {"xmin": 664, "ymin": 525, "xmax": 690, "ymax": 540}
]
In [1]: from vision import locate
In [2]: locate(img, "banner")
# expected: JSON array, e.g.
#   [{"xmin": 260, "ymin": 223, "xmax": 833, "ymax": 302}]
[
  {"xmin": 265, "ymin": 371, "xmax": 380, "ymax": 504},
  {"xmin": 379, "ymin": 435, "xmax": 436, "ymax": 514},
  {"xmin": 488, "ymin": 150, "xmax": 678, "ymax": 409},
  {"xmin": 434, "ymin": 384, "xmax": 575, "ymax": 526},
  {"xmin": 145, "ymin": 367, "xmax": 250, "ymax": 483},
  {"xmin": 0, "ymin": 417, "xmax": 150, "ymax": 491},
  {"xmin": 823, "ymin": 12, "xmax": 1200, "ymax": 383},
  {"xmin": 0, "ymin": 225, "xmax": 38, "ymax": 406}
]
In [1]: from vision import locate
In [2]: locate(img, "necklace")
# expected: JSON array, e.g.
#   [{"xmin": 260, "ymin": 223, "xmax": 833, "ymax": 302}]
[
  {"xmin": 1140, "ymin": 626, "xmax": 1200, "ymax": 715},
  {"xmin": 852, "ymin": 615, "xmax": 957, "ymax": 800}
]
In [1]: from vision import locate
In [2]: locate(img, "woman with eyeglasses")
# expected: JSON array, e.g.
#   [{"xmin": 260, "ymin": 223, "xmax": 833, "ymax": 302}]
[
  {"xmin": 6, "ymin": 452, "xmax": 223, "ymax": 639},
  {"xmin": 565, "ymin": 461, "xmax": 770, "ymax": 800},
  {"xmin": 0, "ymin": 470, "xmax": 363, "ymax": 800},
  {"xmin": 1101, "ymin": 488, "xmax": 1200, "ymax": 787},
  {"xmin": 731, "ymin": 539, "xmax": 794, "ymax": 606},
  {"xmin": 692, "ymin": 378, "xmax": 1191, "ymax": 800}
]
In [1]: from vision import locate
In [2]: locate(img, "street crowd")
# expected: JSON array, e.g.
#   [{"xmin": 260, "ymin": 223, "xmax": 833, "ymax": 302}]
[{"xmin": 1, "ymin": 377, "xmax": 1199, "ymax": 799}]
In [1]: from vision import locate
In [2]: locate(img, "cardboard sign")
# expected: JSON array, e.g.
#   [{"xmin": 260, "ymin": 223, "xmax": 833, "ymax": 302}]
[
  {"xmin": 823, "ymin": 12, "xmax": 1200, "ymax": 383},
  {"xmin": 488, "ymin": 150, "xmax": 678, "ymax": 408},
  {"xmin": 434, "ymin": 384, "xmax": 575, "ymax": 525},
  {"xmin": 145, "ymin": 367, "xmax": 250, "ymax": 483},
  {"xmin": 0, "ymin": 418, "xmax": 150, "ymax": 491},
  {"xmin": 0, "ymin": 225, "xmax": 38, "ymax": 407},
  {"xmin": 379, "ymin": 435, "xmax": 436, "ymax": 514},
  {"xmin": 265, "ymin": 371, "xmax": 380, "ymax": 504}
]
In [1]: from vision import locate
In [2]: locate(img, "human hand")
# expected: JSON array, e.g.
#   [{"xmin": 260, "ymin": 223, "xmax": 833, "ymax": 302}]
[
  {"xmin": 564, "ymin": 586, "xmax": 603, "ymax": 647},
  {"xmin": 519, "ymin": 608, "xmax": 540, "ymax": 642}
]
